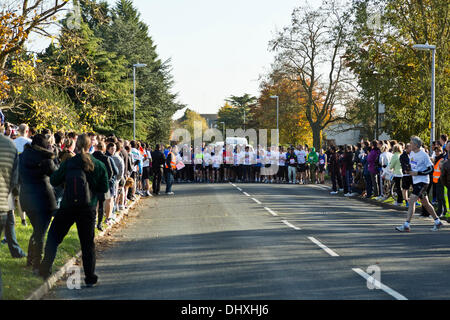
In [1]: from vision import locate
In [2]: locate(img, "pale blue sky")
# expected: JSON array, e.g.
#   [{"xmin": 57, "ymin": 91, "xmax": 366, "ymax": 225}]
[
  {"xmin": 29, "ymin": 0, "xmax": 323, "ymax": 119},
  {"xmin": 111, "ymin": 0, "xmax": 323, "ymax": 119}
]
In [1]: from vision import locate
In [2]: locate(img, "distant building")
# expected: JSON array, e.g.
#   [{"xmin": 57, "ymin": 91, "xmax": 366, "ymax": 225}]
[
  {"xmin": 323, "ymin": 123, "xmax": 362, "ymax": 146},
  {"xmin": 324, "ymin": 123, "xmax": 391, "ymax": 146},
  {"xmin": 200, "ymin": 114, "xmax": 218, "ymax": 128}
]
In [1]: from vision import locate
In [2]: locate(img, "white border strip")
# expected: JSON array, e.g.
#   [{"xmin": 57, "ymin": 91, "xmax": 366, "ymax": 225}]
[
  {"xmin": 251, "ymin": 198, "xmax": 262, "ymax": 205},
  {"xmin": 308, "ymin": 237, "xmax": 339, "ymax": 257},
  {"xmin": 282, "ymin": 220, "xmax": 301, "ymax": 230},
  {"xmin": 352, "ymin": 268, "xmax": 408, "ymax": 300},
  {"xmin": 264, "ymin": 207, "xmax": 278, "ymax": 217},
  {"xmin": 243, "ymin": 192, "xmax": 251, "ymax": 197},
  {"xmin": 237, "ymin": 187, "xmax": 243, "ymax": 191}
]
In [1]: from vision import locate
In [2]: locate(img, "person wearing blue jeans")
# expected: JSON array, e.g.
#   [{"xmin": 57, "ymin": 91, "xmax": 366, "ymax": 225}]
[
  {"xmin": 0, "ymin": 214, "xmax": 7, "ymax": 299},
  {"xmin": 2, "ymin": 211, "xmax": 26, "ymax": 258}
]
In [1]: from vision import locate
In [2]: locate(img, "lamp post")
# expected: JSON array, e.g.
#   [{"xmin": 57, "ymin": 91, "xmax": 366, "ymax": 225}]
[
  {"xmin": 133, "ymin": 63, "xmax": 147, "ymax": 140},
  {"xmin": 270, "ymin": 95, "xmax": 279, "ymax": 131},
  {"xmin": 220, "ymin": 121, "xmax": 225, "ymax": 139},
  {"xmin": 413, "ymin": 43, "xmax": 436, "ymax": 148},
  {"xmin": 371, "ymin": 70, "xmax": 380, "ymax": 140}
]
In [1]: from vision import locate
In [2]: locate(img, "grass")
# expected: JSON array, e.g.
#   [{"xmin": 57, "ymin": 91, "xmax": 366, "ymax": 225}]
[{"xmin": 0, "ymin": 211, "xmax": 81, "ymax": 300}]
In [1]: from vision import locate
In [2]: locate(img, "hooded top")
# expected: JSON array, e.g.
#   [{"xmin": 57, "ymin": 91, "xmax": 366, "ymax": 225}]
[
  {"xmin": 307, "ymin": 147, "xmax": 319, "ymax": 164},
  {"xmin": 19, "ymin": 144, "xmax": 58, "ymax": 213}
]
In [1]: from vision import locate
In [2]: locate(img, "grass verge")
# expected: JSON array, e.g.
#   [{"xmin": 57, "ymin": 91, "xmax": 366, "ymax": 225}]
[{"xmin": 0, "ymin": 211, "xmax": 80, "ymax": 300}]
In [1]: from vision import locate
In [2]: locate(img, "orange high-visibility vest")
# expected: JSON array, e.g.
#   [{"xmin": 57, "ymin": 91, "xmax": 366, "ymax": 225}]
[
  {"xmin": 165, "ymin": 152, "xmax": 176, "ymax": 170},
  {"xmin": 433, "ymin": 159, "xmax": 442, "ymax": 183}
]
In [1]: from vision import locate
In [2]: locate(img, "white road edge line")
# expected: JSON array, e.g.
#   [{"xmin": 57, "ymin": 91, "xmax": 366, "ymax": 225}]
[
  {"xmin": 282, "ymin": 220, "xmax": 301, "ymax": 230},
  {"xmin": 307, "ymin": 237, "xmax": 339, "ymax": 257},
  {"xmin": 251, "ymin": 198, "xmax": 262, "ymax": 205},
  {"xmin": 264, "ymin": 207, "xmax": 278, "ymax": 217},
  {"xmin": 243, "ymin": 192, "xmax": 251, "ymax": 197},
  {"xmin": 352, "ymin": 268, "xmax": 408, "ymax": 301}
]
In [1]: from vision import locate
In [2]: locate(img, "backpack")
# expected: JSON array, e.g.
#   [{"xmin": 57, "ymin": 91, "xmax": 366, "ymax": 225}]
[{"xmin": 63, "ymin": 160, "xmax": 92, "ymax": 208}]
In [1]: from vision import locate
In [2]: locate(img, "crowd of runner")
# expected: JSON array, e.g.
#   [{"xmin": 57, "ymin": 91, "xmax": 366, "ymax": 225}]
[{"xmin": 0, "ymin": 111, "xmax": 449, "ymax": 293}]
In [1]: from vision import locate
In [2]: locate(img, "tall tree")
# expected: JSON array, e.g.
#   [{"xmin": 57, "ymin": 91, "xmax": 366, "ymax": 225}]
[
  {"xmin": 5, "ymin": 7, "xmax": 133, "ymax": 134},
  {"xmin": 270, "ymin": 1, "xmax": 354, "ymax": 149},
  {"xmin": 345, "ymin": 0, "xmax": 450, "ymax": 142},
  {"xmin": 99, "ymin": 0, "xmax": 183, "ymax": 142},
  {"xmin": 251, "ymin": 72, "xmax": 313, "ymax": 146},
  {"xmin": 0, "ymin": 0, "xmax": 71, "ymax": 99},
  {"xmin": 221, "ymin": 94, "xmax": 257, "ymax": 130},
  {"xmin": 173, "ymin": 108, "xmax": 208, "ymax": 138}
]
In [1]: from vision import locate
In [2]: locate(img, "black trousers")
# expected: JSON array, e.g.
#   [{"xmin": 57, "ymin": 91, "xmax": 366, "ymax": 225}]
[
  {"xmin": 152, "ymin": 167, "xmax": 163, "ymax": 194},
  {"xmin": 330, "ymin": 169, "xmax": 343, "ymax": 192},
  {"xmin": 393, "ymin": 177, "xmax": 404, "ymax": 203},
  {"xmin": 40, "ymin": 206, "xmax": 97, "ymax": 285},
  {"xmin": 96, "ymin": 192, "xmax": 105, "ymax": 227},
  {"xmin": 26, "ymin": 209, "xmax": 52, "ymax": 269}
]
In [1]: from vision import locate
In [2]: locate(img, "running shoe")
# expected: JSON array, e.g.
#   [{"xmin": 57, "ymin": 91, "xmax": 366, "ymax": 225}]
[
  {"xmin": 431, "ymin": 221, "xmax": 444, "ymax": 232},
  {"xmin": 330, "ymin": 191, "xmax": 338, "ymax": 195},
  {"xmin": 395, "ymin": 225, "xmax": 411, "ymax": 232},
  {"xmin": 344, "ymin": 193, "xmax": 351, "ymax": 197}
]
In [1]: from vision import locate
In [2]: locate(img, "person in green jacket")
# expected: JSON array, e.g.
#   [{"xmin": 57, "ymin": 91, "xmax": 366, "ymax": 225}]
[
  {"xmin": 307, "ymin": 147, "xmax": 319, "ymax": 184},
  {"xmin": 389, "ymin": 144, "xmax": 404, "ymax": 205},
  {"xmin": 39, "ymin": 134, "xmax": 109, "ymax": 287}
]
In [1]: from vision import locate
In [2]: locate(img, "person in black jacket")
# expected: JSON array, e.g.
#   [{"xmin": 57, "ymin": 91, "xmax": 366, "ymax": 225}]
[
  {"xmin": 39, "ymin": 134, "xmax": 109, "ymax": 286},
  {"xmin": 92, "ymin": 142, "xmax": 118, "ymax": 230},
  {"xmin": 400, "ymin": 143, "xmax": 412, "ymax": 207},
  {"xmin": 19, "ymin": 134, "xmax": 58, "ymax": 274},
  {"xmin": 329, "ymin": 146, "xmax": 343, "ymax": 194},
  {"xmin": 151, "ymin": 144, "xmax": 165, "ymax": 195}
]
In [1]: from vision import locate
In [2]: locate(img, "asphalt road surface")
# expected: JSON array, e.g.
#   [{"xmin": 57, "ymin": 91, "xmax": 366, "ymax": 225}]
[{"xmin": 46, "ymin": 182, "xmax": 450, "ymax": 300}]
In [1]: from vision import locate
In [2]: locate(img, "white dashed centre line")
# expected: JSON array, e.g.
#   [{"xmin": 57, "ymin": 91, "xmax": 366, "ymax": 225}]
[
  {"xmin": 352, "ymin": 268, "xmax": 408, "ymax": 300},
  {"xmin": 264, "ymin": 207, "xmax": 278, "ymax": 217},
  {"xmin": 282, "ymin": 220, "xmax": 301, "ymax": 230},
  {"xmin": 236, "ymin": 187, "xmax": 242, "ymax": 191},
  {"xmin": 308, "ymin": 237, "xmax": 339, "ymax": 257},
  {"xmin": 243, "ymin": 192, "xmax": 250, "ymax": 197},
  {"xmin": 251, "ymin": 198, "xmax": 262, "ymax": 205}
]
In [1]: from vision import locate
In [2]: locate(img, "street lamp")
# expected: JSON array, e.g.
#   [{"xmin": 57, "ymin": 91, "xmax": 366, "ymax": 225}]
[
  {"xmin": 220, "ymin": 121, "xmax": 225, "ymax": 139},
  {"xmin": 270, "ymin": 95, "xmax": 279, "ymax": 131},
  {"xmin": 372, "ymin": 71, "xmax": 380, "ymax": 140},
  {"xmin": 133, "ymin": 63, "xmax": 147, "ymax": 140},
  {"xmin": 413, "ymin": 42, "xmax": 436, "ymax": 148}
]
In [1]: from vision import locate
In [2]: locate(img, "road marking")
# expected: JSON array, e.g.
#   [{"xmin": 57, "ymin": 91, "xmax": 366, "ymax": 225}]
[
  {"xmin": 243, "ymin": 192, "xmax": 251, "ymax": 197},
  {"xmin": 309, "ymin": 184, "xmax": 331, "ymax": 191},
  {"xmin": 307, "ymin": 237, "xmax": 339, "ymax": 257},
  {"xmin": 237, "ymin": 187, "xmax": 242, "ymax": 191},
  {"xmin": 352, "ymin": 268, "xmax": 408, "ymax": 300},
  {"xmin": 251, "ymin": 198, "xmax": 262, "ymax": 204},
  {"xmin": 282, "ymin": 220, "xmax": 301, "ymax": 230},
  {"xmin": 231, "ymin": 183, "xmax": 236, "ymax": 187},
  {"xmin": 264, "ymin": 207, "xmax": 278, "ymax": 216}
]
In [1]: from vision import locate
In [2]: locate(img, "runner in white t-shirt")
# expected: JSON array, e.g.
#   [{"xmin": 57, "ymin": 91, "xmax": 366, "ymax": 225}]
[
  {"xmin": 296, "ymin": 145, "xmax": 307, "ymax": 184},
  {"xmin": 396, "ymin": 136, "xmax": 443, "ymax": 232}
]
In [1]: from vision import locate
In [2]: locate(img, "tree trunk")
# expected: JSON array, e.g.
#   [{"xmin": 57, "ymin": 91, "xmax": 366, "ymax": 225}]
[{"xmin": 312, "ymin": 124, "xmax": 322, "ymax": 150}]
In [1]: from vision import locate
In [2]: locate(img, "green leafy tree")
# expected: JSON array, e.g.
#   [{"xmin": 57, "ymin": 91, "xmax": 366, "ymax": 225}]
[
  {"xmin": 217, "ymin": 94, "xmax": 257, "ymax": 130},
  {"xmin": 99, "ymin": 0, "xmax": 183, "ymax": 142},
  {"xmin": 345, "ymin": 0, "xmax": 450, "ymax": 143}
]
